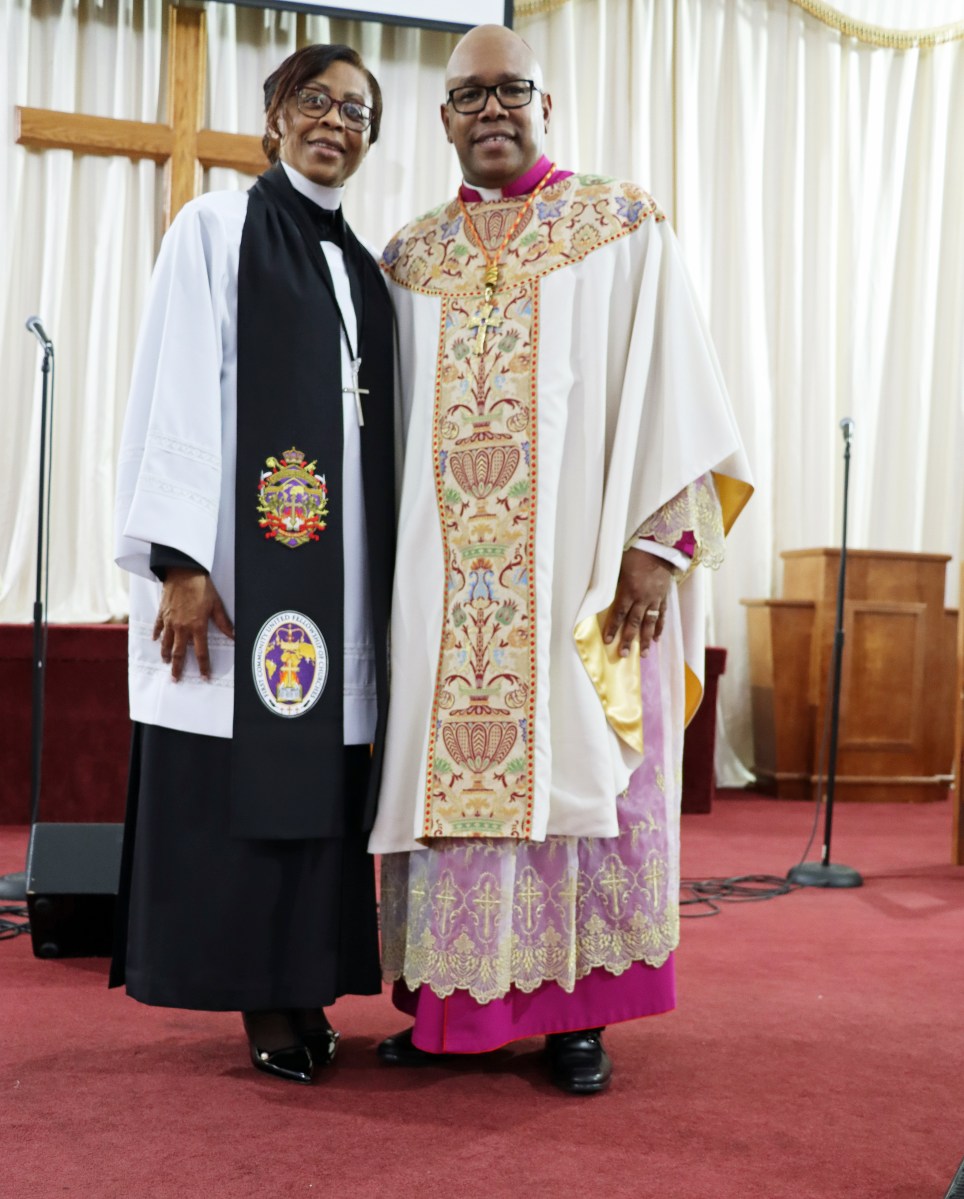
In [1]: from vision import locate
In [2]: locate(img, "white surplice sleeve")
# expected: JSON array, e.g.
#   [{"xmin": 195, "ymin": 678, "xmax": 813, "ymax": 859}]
[
  {"xmin": 114, "ymin": 193, "xmax": 244, "ymax": 739},
  {"xmin": 114, "ymin": 200, "xmax": 229, "ymax": 580}
]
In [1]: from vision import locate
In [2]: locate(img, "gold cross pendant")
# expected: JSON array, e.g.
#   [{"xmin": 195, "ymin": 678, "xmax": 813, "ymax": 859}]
[{"xmin": 468, "ymin": 286, "xmax": 503, "ymax": 356}]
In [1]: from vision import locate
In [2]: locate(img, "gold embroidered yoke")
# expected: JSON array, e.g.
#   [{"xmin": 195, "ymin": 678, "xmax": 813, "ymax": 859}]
[{"xmin": 374, "ymin": 174, "xmax": 752, "ymax": 852}]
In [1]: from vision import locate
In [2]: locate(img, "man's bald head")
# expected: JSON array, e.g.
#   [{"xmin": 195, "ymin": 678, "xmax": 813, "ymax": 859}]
[
  {"xmin": 445, "ymin": 25, "xmax": 543, "ymax": 92},
  {"xmin": 441, "ymin": 24, "xmax": 552, "ymax": 190}
]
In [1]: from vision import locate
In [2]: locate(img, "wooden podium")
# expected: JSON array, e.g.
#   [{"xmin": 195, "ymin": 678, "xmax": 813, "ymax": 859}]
[{"xmin": 744, "ymin": 549, "xmax": 956, "ymax": 803}]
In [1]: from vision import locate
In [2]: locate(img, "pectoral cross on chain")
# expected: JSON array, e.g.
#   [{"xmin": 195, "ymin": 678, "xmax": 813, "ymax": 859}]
[
  {"xmin": 343, "ymin": 357, "xmax": 369, "ymax": 426},
  {"xmin": 468, "ymin": 286, "xmax": 502, "ymax": 356}
]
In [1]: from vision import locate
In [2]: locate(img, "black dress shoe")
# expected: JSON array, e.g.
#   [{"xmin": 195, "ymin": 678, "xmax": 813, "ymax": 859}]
[
  {"xmin": 545, "ymin": 1028, "xmax": 612, "ymax": 1095},
  {"xmin": 377, "ymin": 1027, "xmax": 441, "ymax": 1066},
  {"xmin": 247, "ymin": 1041, "xmax": 314, "ymax": 1085},
  {"xmin": 291, "ymin": 1012, "xmax": 340, "ymax": 1068},
  {"xmin": 243, "ymin": 1014, "xmax": 314, "ymax": 1084}
]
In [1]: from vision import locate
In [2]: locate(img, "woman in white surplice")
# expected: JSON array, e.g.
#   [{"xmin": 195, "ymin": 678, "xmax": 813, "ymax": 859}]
[{"xmin": 111, "ymin": 45, "xmax": 398, "ymax": 1086}]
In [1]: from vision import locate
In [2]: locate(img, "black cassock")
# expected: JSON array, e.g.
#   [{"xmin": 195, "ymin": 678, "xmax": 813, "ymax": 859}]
[{"xmin": 110, "ymin": 167, "xmax": 394, "ymax": 1010}]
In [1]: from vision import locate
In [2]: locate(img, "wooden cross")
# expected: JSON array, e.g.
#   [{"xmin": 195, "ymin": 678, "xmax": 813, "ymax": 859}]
[
  {"xmin": 468, "ymin": 297, "xmax": 503, "ymax": 355},
  {"xmin": 14, "ymin": 5, "xmax": 265, "ymax": 229}
]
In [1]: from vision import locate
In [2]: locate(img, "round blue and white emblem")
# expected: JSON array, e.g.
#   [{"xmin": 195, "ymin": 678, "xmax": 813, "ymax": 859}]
[{"xmin": 252, "ymin": 610, "xmax": 328, "ymax": 718}]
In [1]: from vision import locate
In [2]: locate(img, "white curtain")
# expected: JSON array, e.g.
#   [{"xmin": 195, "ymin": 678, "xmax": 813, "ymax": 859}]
[
  {"xmin": 1, "ymin": 0, "xmax": 165, "ymax": 623},
  {"xmin": 671, "ymin": 0, "xmax": 964, "ymax": 776},
  {"xmin": 2, "ymin": 0, "xmax": 962, "ymax": 780}
]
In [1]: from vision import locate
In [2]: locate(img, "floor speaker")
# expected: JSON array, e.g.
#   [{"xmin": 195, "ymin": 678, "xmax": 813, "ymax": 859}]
[
  {"xmin": 945, "ymin": 1156, "xmax": 964, "ymax": 1199},
  {"xmin": 25, "ymin": 823, "xmax": 124, "ymax": 959}
]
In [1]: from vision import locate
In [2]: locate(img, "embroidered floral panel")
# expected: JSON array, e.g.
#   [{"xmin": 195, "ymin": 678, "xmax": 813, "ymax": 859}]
[{"xmin": 383, "ymin": 176, "xmax": 664, "ymax": 840}]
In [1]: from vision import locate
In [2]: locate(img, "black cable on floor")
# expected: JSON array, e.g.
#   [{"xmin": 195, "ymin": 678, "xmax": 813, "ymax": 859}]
[
  {"xmin": 681, "ymin": 613, "xmax": 848, "ymax": 920},
  {"xmin": 0, "ymin": 905, "xmax": 30, "ymax": 940},
  {"xmin": 680, "ymin": 874, "xmax": 799, "ymax": 917}
]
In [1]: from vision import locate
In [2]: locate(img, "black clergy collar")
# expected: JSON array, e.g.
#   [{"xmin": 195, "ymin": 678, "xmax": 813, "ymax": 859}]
[
  {"xmin": 291, "ymin": 189, "xmax": 347, "ymax": 247},
  {"xmin": 280, "ymin": 160, "xmax": 346, "ymax": 247}
]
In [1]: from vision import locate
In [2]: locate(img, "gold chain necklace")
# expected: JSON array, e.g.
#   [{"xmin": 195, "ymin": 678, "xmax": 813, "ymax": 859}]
[{"xmin": 458, "ymin": 163, "xmax": 557, "ymax": 355}]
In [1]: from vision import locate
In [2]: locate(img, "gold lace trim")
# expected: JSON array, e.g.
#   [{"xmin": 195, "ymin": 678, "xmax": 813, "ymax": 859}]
[
  {"xmin": 379, "ymin": 838, "xmax": 679, "ymax": 1004},
  {"xmin": 635, "ymin": 472, "xmax": 724, "ymax": 572}
]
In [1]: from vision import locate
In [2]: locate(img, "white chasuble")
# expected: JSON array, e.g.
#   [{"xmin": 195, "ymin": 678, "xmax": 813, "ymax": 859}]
[
  {"xmin": 369, "ymin": 176, "xmax": 752, "ymax": 853},
  {"xmin": 115, "ymin": 171, "xmax": 375, "ymax": 742}
]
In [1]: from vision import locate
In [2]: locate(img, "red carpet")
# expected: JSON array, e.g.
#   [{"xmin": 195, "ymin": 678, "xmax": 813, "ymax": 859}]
[{"xmin": 2, "ymin": 795, "xmax": 962, "ymax": 1199}]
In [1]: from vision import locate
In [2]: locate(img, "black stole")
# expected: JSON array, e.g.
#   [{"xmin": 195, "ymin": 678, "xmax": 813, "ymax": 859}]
[{"xmin": 231, "ymin": 164, "xmax": 395, "ymax": 840}]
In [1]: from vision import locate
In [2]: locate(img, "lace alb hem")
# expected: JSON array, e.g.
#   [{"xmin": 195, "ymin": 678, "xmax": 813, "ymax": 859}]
[{"xmin": 381, "ymin": 929, "xmax": 677, "ymax": 1005}]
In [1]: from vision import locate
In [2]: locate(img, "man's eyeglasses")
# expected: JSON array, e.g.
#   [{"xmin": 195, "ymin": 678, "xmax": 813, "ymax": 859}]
[
  {"xmin": 446, "ymin": 79, "xmax": 541, "ymax": 115},
  {"xmin": 295, "ymin": 89, "xmax": 374, "ymax": 132}
]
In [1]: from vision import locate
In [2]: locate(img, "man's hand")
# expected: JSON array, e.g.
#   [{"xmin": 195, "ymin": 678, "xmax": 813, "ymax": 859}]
[
  {"xmin": 152, "ymin": 567, "xmax": 234, "ymax": 681},
  {"xmin": 602, "ymin": 548, "xmax": 674, "ymax": 659}
]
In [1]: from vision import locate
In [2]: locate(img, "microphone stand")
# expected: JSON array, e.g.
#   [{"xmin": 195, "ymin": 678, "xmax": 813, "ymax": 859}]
[
  {"xmin": 0, "ymin": 325, "xmax": 55, "ymax": 902},
  {"xmin": 788, "ymin": 418, "xmax": 862, "ymax": 888}
]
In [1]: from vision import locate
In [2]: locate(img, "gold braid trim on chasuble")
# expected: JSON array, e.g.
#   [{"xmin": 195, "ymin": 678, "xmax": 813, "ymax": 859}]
[{"xmin": 381, "ymin": 176, "xmax": 664, "ymax": 841}]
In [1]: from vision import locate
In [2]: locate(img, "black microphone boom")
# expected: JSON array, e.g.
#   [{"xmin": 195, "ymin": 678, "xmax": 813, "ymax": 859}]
[
  {"xmin": 0, "ymin": 318, "xmax": 56, "ymax": 903},
  {"xmin": 25, "ymin": 314, "xmax": 53, "ymax": 350},
  {"xmin": 787, "ymin": 416, "xmax": 863, "ymax": 889}
]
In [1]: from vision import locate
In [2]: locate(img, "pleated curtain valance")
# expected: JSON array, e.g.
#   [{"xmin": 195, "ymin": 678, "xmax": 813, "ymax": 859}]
[{"xmin": 514, "ymin": 0, "xmax": 964, "ymax": 48}]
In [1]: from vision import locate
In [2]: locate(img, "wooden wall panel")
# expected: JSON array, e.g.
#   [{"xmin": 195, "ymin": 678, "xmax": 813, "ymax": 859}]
[
  {"xmin": 839, "ymin": 602, "xmax": 925, "ymax": 751},
  {"xmin": 742, "ymin": 600, "xmax": 814, "ymax": 798}
]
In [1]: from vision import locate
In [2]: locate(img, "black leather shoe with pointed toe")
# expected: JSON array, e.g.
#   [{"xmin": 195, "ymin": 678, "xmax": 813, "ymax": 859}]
[
  {"xmin": 243, "ymin": 1013, "xmax": 314, "ymax": 1084},
  {"xmin": 247, "ymin": 1041, "xmax": 314, "ymax": 1085},
  {"xmin": 291, "ymin": 1010, "xmax": 340, "ymax": 1068}
]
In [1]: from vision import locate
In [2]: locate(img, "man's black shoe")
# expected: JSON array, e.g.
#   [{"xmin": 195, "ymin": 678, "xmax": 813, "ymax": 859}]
[
  {"xmin": 377, "ymin": 1027, "xmax": 442, "ymax": 1066},
  {"xmin": 545, "ymin": 1027, "xmax": 612, "ymax": 1094}
]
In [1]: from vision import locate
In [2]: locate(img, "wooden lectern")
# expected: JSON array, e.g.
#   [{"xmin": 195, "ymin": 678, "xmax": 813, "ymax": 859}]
[{"xmin": 744, "ymin": 549, "xmax": 956, "ymax": 804}]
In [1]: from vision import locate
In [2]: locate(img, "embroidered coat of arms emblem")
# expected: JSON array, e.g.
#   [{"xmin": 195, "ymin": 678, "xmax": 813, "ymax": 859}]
[{"xmin": 257, "ymin": 447, "xmax": 328, "ymax": 548}]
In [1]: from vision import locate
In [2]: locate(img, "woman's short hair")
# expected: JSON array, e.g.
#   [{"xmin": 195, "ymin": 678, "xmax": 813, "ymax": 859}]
[{"xmin": 262, "ymin": 43, "xmax": 383, "ymax": 163}]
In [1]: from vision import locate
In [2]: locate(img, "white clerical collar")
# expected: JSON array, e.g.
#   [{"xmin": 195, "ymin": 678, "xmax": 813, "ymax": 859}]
[
  {"xmin": 280, "ymin": 161, "xmax": 345, "ymax": 212},
  {"xmin": 467, "ymin": 181, "xmax": 503, "ymax": 202}
]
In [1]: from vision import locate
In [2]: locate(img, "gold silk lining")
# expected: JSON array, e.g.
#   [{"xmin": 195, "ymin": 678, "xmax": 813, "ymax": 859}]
[
  {"xmin": 684, "ymin": 663, "xmax": 703, "ymax": 728},
  {"xmin": 577, "ymin": 473, "xmax": 740, "ymax": 750},
  {"xmin": 574, "ymin": 616, "xmax": 644, "ymax": 754},
  {"xmin": 712, "ymin": 470, "xmax": 754, "ymax": 536},
  {"xmin": 576, "ymin": 625, "xmax": 706, "ymax": 742}
]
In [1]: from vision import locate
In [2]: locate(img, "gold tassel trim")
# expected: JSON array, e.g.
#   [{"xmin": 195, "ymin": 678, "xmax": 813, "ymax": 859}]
[
  {"xmin": 514, "ymin": 0, "xmax": 964, "ymax": 48},
  {"xmin": 786, "ymin": 0, "xmax": 964, "ymax": 49}
]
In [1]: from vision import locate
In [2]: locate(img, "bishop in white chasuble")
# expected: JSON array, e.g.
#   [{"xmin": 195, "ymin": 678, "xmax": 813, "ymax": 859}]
[{"xmin": 370, "ymin": 25, "xmax": 752, "ymax": 1093}]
